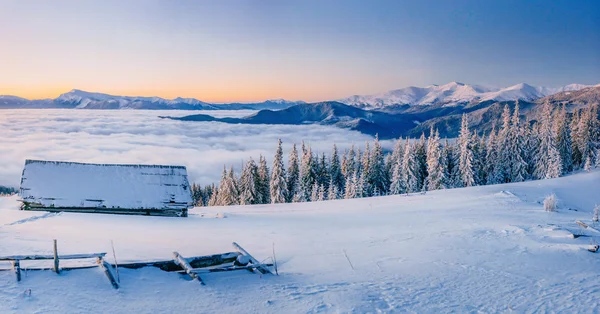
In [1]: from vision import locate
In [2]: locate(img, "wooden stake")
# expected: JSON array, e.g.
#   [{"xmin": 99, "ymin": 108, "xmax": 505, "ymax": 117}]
[
  {"xmin": 232, "ymin": 242, "xmax": 272, "ymax": 275},
  {"xmin": 111, "ymin": 240, "xmax": 120, "ymax": 283},
  {"xmin": 96, "ymin": 257, "xmax": 119, "ymax": 289},
  {"xmin": 272, "ymin": 242, "xmax": 279, "ymax": 276},
  {"xmin": 53, "ymin": 239, "xmax": 60, "ymax": 274},
  {"xmin": 14, "ymin": 260, "xmax": 21, "ymax": 282},
  {"xmin": 173, "ymin": 251, "xmax": 205, "ymax": 285},
  {"xmin": 342, "ymin": 249, "xmax": 355, "ymax": 271}
]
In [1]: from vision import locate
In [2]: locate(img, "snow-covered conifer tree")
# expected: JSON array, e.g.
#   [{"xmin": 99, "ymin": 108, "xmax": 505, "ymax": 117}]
[
  {"xmin": 344, "ymin": 171, "xmax": 357, "ymax": 199},
  {"xmin": 414, "ymin": 133, "xmax": 428, "ymax": 191},
  {"xmin": 257, "ymin": 155, "xmax": 270, "ymax": 204},
  {"xmin": 327, "ymin": 178, "xmax": 338, "ymax": 200},
  {"xmin": 287, "ymin": 143, "xmax": 300, "ymax": 202},
  {"xmin": 553, "ymin": 104, "xmax": 573, "ymax": 173},
  {"xmin": 300, "ymin": 143, "xmax": 316, "ymax": 201},
  {"xmin": 330, "ymin": 144, "xmax": 344, "ymax": 194},
  {"xmin": 457, "ymin": 115, "xmax": 475, "ymax": 187},
  {"xmin": 369, "ymin": 134, "xmax": 388, "ymax": 195},
  {"xmin": 401, "ymin": 141, "xmax": 418, "ymax": 193},
  {"xmin": 426, "ymin": 128, "xmax": 446, "ymax": 191},
  {"xmin": 270, "ymin": 139, "xmax": 287, "ymax": 204},
  {"xmin": 239, "ymin": 158, "xmax": 258, "ymax": 205},
  {"xmin": 535, "ymin": 101, "xmax": 562, "ymax": 179},
  {"xmin": 217, "ymin": 166, "xmax": 239, "ymax": 206}
]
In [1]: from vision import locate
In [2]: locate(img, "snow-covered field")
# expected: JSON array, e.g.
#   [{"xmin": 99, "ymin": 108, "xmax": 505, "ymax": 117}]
[
  {"xmin": 1, "ymin": 170, "xmax": 599, "ymax": 313},
  {"xmin": 0, "ymin": 109, "xmax": 383, "ymax": 187}
]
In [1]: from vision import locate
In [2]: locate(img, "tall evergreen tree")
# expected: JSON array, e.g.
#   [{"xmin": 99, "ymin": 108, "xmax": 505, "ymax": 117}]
[
  {"xmin": 510, "ymin": 102, "xmax": 528, "ymax": 182},
  {"xmin": 426, "ymin": 128, "xmax": 445, "ymax": 191},
  {"xmin": 535, "ymin": 101, "xmax": 562, "ymax": 179},
  {"xmin": 330, "ymin": 144, "xmax": 344, "ymax": 194},
  {"xmin": 401, "ymin": 141, "xmax": 419, "ymax": 193},
  {"xmin": 217, "ymin": 166, "xmax": 239, "ymax": 206},
  {"xmin": 344, "ymin": 171, "xmax": 357, "ymax": 199},
  {"xmin": 270, "ymin": 139, "xmax": 288, "ymax": 204},
  {"xmin": 287, "ymin": 143, "xmax": 300, "ymax": 202},
  {"xmin": 327, "ymin": 178, "xmax": 339, "ymax": 200},
  {"xmin": 496, "ymin": 104, "xmax": 512, "ymax": 183},
  {"xmin": 239, "ymin": 158, "xmax": 259, "ymax": 205},
  {"xmin": 553, "ymin": 104, "xmax": 573, "ymax": 173},
  {"xmin": 257, "ymin": 155, "xmax": 270, "ymax": 204},
  {"xmin": 369, "ymin": 135, "xmax": 388, "ymax": 195},
  {"xmin": 457, "ymin": 115, "xmax": 475, "ymax": 187},
  {"xmin": 485, "ymin": 128, "xmax": 501, "ymax": 184},
  {"xmin": 300, "ymin": 143, "xmax": 316, "ymax": 201},
  {"xmin": 414, "ymin": 133, "xmax": 428, "ymax": 191}
]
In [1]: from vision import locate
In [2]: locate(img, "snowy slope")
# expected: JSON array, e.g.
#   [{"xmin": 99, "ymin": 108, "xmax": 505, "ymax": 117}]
[
  {"xmin": 1, "ymin": 170, "xmax": 600, "ymax": 313},
  {"xmin": 339, "ymin": 82, "xmax": 594, "ymax": 108}
]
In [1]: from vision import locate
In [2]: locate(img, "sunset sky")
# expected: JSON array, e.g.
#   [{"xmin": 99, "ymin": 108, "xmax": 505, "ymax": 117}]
[{"xmin": 1, "ymin": 0, "xmax": 598, "ymax": 102}]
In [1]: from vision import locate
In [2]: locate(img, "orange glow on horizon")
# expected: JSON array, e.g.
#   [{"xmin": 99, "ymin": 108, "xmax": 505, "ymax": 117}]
[{"xmin": 0, "ymin": 86, "xmax": 329, "ymax": 103}]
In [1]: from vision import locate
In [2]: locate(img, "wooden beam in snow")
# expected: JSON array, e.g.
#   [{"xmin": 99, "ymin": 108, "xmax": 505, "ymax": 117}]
[
  {"xmin": 173, "ymin": 251, "xmax": 205, "ymax": 285},
  {"xmin": 232, "ymin": 242, "xmax": 272, "ymax": 275}
]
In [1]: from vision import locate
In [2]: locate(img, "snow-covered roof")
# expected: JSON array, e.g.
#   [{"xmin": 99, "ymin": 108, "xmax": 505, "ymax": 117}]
[{"xmin": 19, "ymin": 160, "xmax": 193, "ymax": 214}]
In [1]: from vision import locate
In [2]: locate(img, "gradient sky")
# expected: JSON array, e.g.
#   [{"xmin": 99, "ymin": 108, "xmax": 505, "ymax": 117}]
[{"xmin": 0, "ymin": 0, "xmax": 598, "ymax": 102}]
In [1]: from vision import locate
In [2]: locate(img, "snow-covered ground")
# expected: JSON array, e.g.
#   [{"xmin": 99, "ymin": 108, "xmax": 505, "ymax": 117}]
[{"xmin": 1, "ymin": 170, "xmax": 599, "ymax": 313}]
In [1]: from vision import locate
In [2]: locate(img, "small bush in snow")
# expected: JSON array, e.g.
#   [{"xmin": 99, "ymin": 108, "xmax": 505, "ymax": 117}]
[
  {"xmin": 593, "ymin": 205, "xmax": 599, "ymax": 223},
  {"xmin": 543, "ymin": 194, "xmax": 557, "ymax": 212}
]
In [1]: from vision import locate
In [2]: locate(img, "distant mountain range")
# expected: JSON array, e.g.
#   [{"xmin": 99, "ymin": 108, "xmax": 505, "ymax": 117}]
[
  {"xmin": 166, "ymin": 85, "xmax": 600, "ymax": 139},
  {"xmin": 0, "ymin": 89, "xmax": 305, "ymax": 110},
  {"xmin": 0, "ymin": 82, "xmax": 596, "ymax": 111},
  {"xmin": 339, "ymin": 82, "xmax": 595, "ymax": 109}
]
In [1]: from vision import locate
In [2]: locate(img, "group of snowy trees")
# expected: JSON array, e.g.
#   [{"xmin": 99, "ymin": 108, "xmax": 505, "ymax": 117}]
[{"xmin": 191, "ymin": 102, "xmax": 600, "ymax": 207}]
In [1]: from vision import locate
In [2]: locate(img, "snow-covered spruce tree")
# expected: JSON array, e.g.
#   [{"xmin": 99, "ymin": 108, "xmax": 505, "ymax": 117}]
[
  {"xmin": 535, "ymin": 101, "xmax": 562, "ymax": 179},
  {"xmin": 485, "ymin": 127, "xmax": 501, "ymax": 185},
  {"xmin": 361, "ymin": 142, "xmax": 372, "ymax": 196},
  {"xmin": 217, "ymin": 166, "xmax": 239, "ymax": 206},
  {"xmin": 317, "ymin": 184, "xmax": 326, "ymax": 201},
  {"xmin": 442, "ymin": 138, "xmax": 458, "ymax": 188},
  {"xmin": 470, "ymin": 131, "xmax": 484, "ymax": 186},
  {"xmin": 495, "ymin": 104, "xmax": 512, "ymax": 183},
  {"xmin": 327, "ymin": 178, "xmax": 339, "ymax": 200},
  {"xmin": 426, "ymin": 128, "xmax": 445, "ymax": 191},
  {"xmin": 356, "ymin": 171, "xmax": 367, "ymax": 198},
  {"xmin": 300, "ymin": 143, "xmax": 317, "ymax": 201},
  {"xmin": 317, "ymin": 152, "xmax": 330, "ymax": 191},
  {"xmin": 457, "ymin": 115, "xmax": 475, "ymax": 187},
  {"xmin": 330, "ymin": 144, "xmax": 344, "ymax": 195},
  {"xmin": 525, "ymin": 123, "xmax": 541, "ymax": 179},
  {"xmin": 239, "ymin": 158, "xmax": 259, "ymax": 205},
  {"xmin": 310, "ymin": 181, "xmax": 319, "ymax": 202},
  {"xmin": 344, "ymin": 171, "xmax": 357, "ymax": 199},
  {"xmin": 509, "ymin": 102, "xmax": 529, "ymax": 182},
  {"xmin": 414, "ymin": 133, "xmax": 428, "ymax": 191},
  {"xmin": 270, "ymin": 139, "xmax": 287, "ymax": 204},
  {"xmin": 257, "ymin": 155, "xmax": 270, "ymax": 204},
  {"xmin": 346, "ymin": 145, "xmax": 357, "ymax": 177},
  {"xmin": 401, "ymin": 140, "xmax": 419, "ymax": 193},
  {"xmin": 287, "ymin": 143, "xmax": 300, "ymax": 202},
  {"xmin": 476, "ymin": 131, "xmax": 488, "ymax": 185},
  {"xmin": 553, "ymin": 104, "xmax": 573, "ymax": 173},
  {"xmin": 389, "ymin": 160, "xmax": 404, "ymax": 195},
  {"xmin": 368, "ymin": 134, "xmax": 388, "ymax": 196},
  {"xmin": 570, "ymin": 109, "xmax": 583, "ymax": 169}
]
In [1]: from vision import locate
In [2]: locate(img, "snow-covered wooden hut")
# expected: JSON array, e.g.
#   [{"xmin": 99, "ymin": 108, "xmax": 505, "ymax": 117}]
[{"xmin": 19, "ymin": 160, "xmax": 193, "ymax": 217}]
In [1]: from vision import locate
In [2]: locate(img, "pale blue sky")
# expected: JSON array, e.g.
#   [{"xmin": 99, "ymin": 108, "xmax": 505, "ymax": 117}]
[{"xmin": 0, "ymin": 0, "xmax": 598, "ymax": 101}]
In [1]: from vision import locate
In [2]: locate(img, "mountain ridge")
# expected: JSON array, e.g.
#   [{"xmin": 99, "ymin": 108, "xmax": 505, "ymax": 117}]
[
  {"xmin": 339, "ymin": 82, "xmax": 594, "ymax": 109},
  {"xmin": 0, "ymin": 82, "xmax": 596, "ymax": 110}
]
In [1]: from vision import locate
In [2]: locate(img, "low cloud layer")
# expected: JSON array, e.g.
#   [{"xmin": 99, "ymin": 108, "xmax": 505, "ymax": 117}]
[{"xmin": 0, "ymin": 109, "xmax": 392, "ymax": 187}]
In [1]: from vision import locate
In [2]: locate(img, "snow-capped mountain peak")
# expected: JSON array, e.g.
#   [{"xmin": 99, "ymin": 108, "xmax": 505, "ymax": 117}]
[{"xmin": 338, "ymin": 82, "xmax": 593, "ymax": 108}]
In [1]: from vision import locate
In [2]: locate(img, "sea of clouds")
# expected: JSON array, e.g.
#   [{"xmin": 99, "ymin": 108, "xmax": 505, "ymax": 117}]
[{"xmin": 0, "ymin": 109, "xmax": 394, "ymax": 187}]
